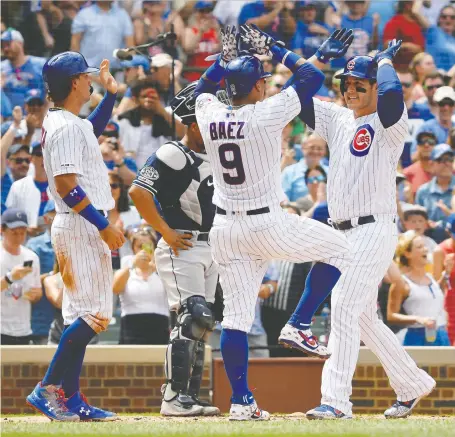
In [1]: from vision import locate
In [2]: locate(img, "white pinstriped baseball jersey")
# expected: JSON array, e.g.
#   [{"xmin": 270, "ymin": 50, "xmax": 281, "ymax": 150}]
[
  {"xmin": 195, "ymin": 87, "xmax": 301, "ymax": 211},
  {"xmin": 42, "ymin": 108, "xmax": 115, "ymax": 213},
  {"xmin": 312, "ymin": 98, "xmax": 408, "ymax": 221}
]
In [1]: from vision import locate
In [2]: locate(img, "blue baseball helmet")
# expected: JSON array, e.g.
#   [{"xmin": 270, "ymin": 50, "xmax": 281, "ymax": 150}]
[
  {"xmin": 335, "ymin": 55, "xmax": 377, "ymax": 94},
  {"xmin": 225, "ymin": 55, "xmax": 272, "ymax": 98},
  {"xmin": 43, "ymin": 51, "xmax": 99, "ymax": 101}
]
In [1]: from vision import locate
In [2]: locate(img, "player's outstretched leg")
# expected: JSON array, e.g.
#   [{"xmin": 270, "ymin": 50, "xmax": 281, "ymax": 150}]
[
  {"xmin": 188, "ymin": 340, "xmax": 220, "ymax": 416},
  {"xmin": 279, "ymin": 262, "xmax": 340, "ymax": 359},
  {"xmin": 161, "ymin": 296, "xmax": 214, "ymax": 416}
]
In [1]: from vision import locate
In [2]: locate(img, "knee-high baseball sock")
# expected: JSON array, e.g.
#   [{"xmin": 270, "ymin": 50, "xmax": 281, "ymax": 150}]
[
  {"xmin": 288, "ymin": 262, "xmax": 341, "ymax": 329},
  {"xmin": 220, "ymin": 328, "xmax": 253, "ymax": 405},
  {"xmin": 62, "ymin": 344, "xmax": 88, "ymax": 397},
  {"xmin": 42, "ymin": 318, "xmax": 96, "ymax": 386}
]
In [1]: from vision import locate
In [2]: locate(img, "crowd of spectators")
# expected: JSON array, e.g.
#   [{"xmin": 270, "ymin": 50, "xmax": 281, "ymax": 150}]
[{"xmin": 1, "ymin": 0, "xmax": 455, "ymax": 349}]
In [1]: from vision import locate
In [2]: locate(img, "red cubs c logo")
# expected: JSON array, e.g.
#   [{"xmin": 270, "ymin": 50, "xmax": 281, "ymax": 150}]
[{"xmin": 350, "ymin": 124, "xmax": 375, "ymax": 157}]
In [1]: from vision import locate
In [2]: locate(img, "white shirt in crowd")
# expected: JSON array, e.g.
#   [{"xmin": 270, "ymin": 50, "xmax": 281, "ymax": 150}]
[
  {"xmin": 6, "ymin": 175, "xmax": 50, "ymax": 228},
  {"xmin": 402, "ymin": 274, "xmax": 447, "ymax": 328},
  {"xmin": 1, "ymin": 245, "xmax": 41, "ymax": 337},
  {"xmin": 119, "ymin": 255, "xmax": 169, "ymax": 318},
  {"xmin": 117, "ymin": 119, "xmax": 168, "ymax": 169}
]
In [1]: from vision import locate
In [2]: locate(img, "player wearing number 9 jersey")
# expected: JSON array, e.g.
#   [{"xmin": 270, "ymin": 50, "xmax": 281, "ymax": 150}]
[{"xmin": 194, "ymin": 26, "xmax": 355, "ymax": 420}]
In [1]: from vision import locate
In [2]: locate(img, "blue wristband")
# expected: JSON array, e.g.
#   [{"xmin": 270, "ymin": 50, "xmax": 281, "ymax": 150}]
[
  {"xmin": 79, "ymin": 204, "xmax": 109, "ymax": 231},
  {"xmin": 270, "ymin": 45, "xmax": 301, "ymax": 71},
  {"xmin": 62, "ymin": 185, "xmax": 87, "ymax": 208},
  {"xmin": 204, "ymin": 57, "xmax": 225, "ymax": 83}
]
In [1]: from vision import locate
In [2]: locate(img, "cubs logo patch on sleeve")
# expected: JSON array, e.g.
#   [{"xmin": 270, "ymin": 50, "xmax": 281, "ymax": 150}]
[{"xmin": 350, "ymin": 124, "xmax": 375, "ymax": 157}]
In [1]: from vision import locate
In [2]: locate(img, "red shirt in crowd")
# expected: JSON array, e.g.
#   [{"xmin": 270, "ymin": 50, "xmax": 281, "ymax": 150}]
[
  {"xmin": 184, "ymin": 28, "xmax": 219, "ymax": 82},
  {"xmin": 438, "ymin": 238, "xmax": 455, "ymax": 345},
  {"xmin": 383, "ymin": 14, "xmax": 425, "ymax": 49},
  {"xmin": 403, "ymin": 161, "xmax": 433, "ymax": 194}
]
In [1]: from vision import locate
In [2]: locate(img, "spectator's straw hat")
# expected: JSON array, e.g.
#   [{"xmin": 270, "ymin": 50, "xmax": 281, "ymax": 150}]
[{"xmin": 150, "ymin": 53, "xmax": 173, "ymax": 68}]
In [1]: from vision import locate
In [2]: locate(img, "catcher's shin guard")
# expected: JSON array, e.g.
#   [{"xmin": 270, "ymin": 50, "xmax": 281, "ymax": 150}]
[
  {"xmin": 165, "ymin": 337, "xmax": 196, "ymax": 396},
  {"xmin": 188, "ymin": 340, "xmax": 205, "ymax": 399}
]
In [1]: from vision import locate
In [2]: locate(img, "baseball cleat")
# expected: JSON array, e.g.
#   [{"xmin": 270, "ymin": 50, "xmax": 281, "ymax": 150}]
[
  {"xmin": 160, "ymin": 393, "xmax": 205, "ymax": 416},
  {"xmin": 306, "ymin": 404, "xmax": 352, "ymax": 420},
  {"xmin": 278, "ymin": 324, "xmax": 331, "ymax": 359},
  {"xmin": 229, "ymin": 401, "xmax": 270, "ymax": 421},
  {"xmin": 192, "ymin": 396, "xmax": 221, "ymax": 416},
  {"xmin": 66, "ymin": 392, "xmax": 118, "ymax": 421},
  {"xmin": 26, "ymin": 383, "xmax": 80, "ymax": 422}
]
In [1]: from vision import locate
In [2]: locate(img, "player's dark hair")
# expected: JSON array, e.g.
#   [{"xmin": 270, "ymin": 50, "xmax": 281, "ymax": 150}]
[
  {"xmin": 304, "ymin": 165, "xmax": 327, "ymax": 185},
  {"xmin": 109, "ymin": 172, "xmax": 130, "ymax": 213}
]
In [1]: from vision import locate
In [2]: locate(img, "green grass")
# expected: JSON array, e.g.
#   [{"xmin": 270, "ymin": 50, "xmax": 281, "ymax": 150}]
[{"xmin": 1, "ymin": 415, "xmax": 454, "ymax": 437}]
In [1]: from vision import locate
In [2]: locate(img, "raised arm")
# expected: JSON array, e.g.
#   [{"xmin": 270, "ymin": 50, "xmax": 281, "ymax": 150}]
[
  {"xmin": 194, "ymin": 26, "xmax": 238, "ymax": 98},
  {"xmin": 87, "ymin": 60, "xmax": 118, "ymax": 137},
  {"xmin": 373, "ymin": 39, "xmax": 404, "ymax": 129}
]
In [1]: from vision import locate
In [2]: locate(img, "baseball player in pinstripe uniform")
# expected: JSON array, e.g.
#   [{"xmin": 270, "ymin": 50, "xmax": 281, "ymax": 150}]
[
  {"xmin": 26, "ymin": 52, "xmax": 125, "ymax": 422},
  {"xmin": 276, "ymin": 41, "xmax": 436, "ymax": 420},
  {"xmin": 129, "ymin": 82, "xmax": 220, "ymax": 417},
  {"xmin": 193, "ymin": 26, "xmax": 355, "ymax": 420}
]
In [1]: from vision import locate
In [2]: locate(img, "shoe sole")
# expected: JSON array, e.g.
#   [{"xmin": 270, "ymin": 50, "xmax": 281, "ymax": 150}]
[
  {"xmin": 79, "ymin": 416, "xmax": 120, "ymax": 422},
  {"xmin": 385, "ymin": 383, "xmax": 436, "ymax": 420},
  {"xmin": 229, "ymin": 416, "xmax": 270, "ymax": 421},
  {"xmin": 201, "ymin": 408, "xmax": 221, "ymax": 416},
  {"xmin": 160, "ymin": 408, "xmax": 205, "ymax": 417},
  {"xmin": 306, "ymin": 412, "xmax": 352, "ymax": 420},
  {"xmin": 26, "ymin": 398, "xmax": 80, "ymax": 422},
  {"xmin": 279, "ymin": 338, "xmax": 331, "ymax": 360}
]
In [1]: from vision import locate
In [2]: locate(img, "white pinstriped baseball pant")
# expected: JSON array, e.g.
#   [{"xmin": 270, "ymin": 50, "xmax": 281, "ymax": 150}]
[
  {"xmin": 52, "ymin": 213, "xmax": 113, "ymax": 334},
  {"xmin": 321, "ymin": 214, "xmax": 436, "ymax": 414},
  {"xmin": 209, "ymin": 206, "xmax": 351, "ymax": 333}
]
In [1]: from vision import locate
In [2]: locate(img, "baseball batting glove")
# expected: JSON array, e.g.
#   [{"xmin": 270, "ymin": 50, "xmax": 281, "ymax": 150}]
[
  {"xmin": 315, "ymin": 28, "xmax": 354, "ymax": 64},
  {"xmin": 239, "ymin": 23, "xmax": 285, "ymax": 57},
  {"xmin": 205, "ymin": 25, "xmax": 239, "ymax": 66},
  {"xmin": 373, "ymin": 39, "xmax": 402, "ymax": 63}
]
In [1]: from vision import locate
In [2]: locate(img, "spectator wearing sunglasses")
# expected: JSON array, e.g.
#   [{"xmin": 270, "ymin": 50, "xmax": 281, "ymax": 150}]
[
  {"xmin": 415, "ymin": 86, "xmax": 455, "ymax": 147},
  {"xmin": 425, "ymin": 5, "xmax": 455, "ymax": 72},
  {"xmin": 409, "ymin": 52, "xmax": 436, "ymax": 102},
  {"xmin": 5, "ymin": 141, "xmax": 48, "ymax": 235},
  {"xmin": 404, "ymin": 131, "xmax": 437, "ymax": 196},
  {"xmin": 1, "ymin": 143, "xmax": 31, "ymax": 214},
  {"xmin": 108, "ymin": 172, "xmax": 141, "ymax": 270},
  {"xmin": 416, "ymin": 144, "xmax": 455, "ymax": 243},
  {"xmin": 295, "ymin": 165, "xmax": 328, "ymax": 218},
  {"xmin": 417, "ymin": 71, "xmax": 445, "ymax": 118},
  {"xmin": 113, "ymin": 230, "xmax": 169, "ymax": 345}
]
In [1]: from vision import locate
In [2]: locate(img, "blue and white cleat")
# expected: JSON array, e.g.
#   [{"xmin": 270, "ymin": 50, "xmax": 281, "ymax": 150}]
[
  {"xmin": 26, "ymin": 383, "xmax": 80, "ymax": 422},
  {"xmin": 278, "ymin": 324, "xmax": 331, "ymax": 359},
  {"xmin": 306, "ymin": 404, "xmax": 353, "ymax": 420},
  {"xmin": 384, "ymin": 383, "xmax": 436, "ymax": 419},
  {"xmin": 229, "ymin": 400, "xmax": 270, "ymax": 421},
  {"xmin": 66, "ymin": 392, "xmax": 118, "ymax": 421}
]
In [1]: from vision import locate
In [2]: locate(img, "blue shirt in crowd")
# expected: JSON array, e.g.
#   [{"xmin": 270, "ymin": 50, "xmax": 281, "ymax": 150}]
[
  {"xmin": 1, "ymin": 171, "xmax": 14, "ymax": 214},
  {"xmin": 281, "ymin": 160, "xmax": 329, "ymax": 202},
  {"xmin": 104, "ymin": 157, "xmax": 138, "ymax": 173},
  {"xmin": 415, "ymin": 176, "xmax": 455, "ymax": 227},
  {"xmin": 1, "ymin": 89, "xmax": 12, "ymax": 118},
  {"xmin": 425, "ymin": 26, "xmax": 455, "ymax": 72},
  {"xmin": 332, "ymin": 14, "xmax": 374, "ymax": 68},
  {"xmin": 0, "ymin": 56, "xmax": 46, "ymax": 108},
  {"xmin": 71, "ymin": 3, "xmax": 134, "ymax": 69},
  {"xmin": 34, "ymin": 180, "xmax": 49, "ymax": 217},
  {"xmin": 238, "ymin": 1, "xmax": 285, "ymax": 42},
  {"xmin": 26, "ymin": 231, "xmax": 56, "ymax": 338},
  {"xmin": 291, "ymin": 21, "xmax": 332, "ymax": 60}
]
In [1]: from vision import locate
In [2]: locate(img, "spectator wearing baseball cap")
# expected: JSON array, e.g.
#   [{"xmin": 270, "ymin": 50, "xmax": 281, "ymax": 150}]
[
  {"xmin": 150, "ymin": 53, "xmax": 185, "ymax": 99},
  {"xmin": 415, "ymin": 86, "xmax": 455, "ymax": 146},
  {"xmin": 403, "ymin": 131, "xmax": 437, "ymax": 196},
  {"xmin": 5, "ymin": 141, "xmax": 49, "ymax": 233},
  {"xmin": 436, "ymin": 213, "xmax": 455, "ymax": 345},
  {"xmin": 1, "ymin": 208, "xmax": 42, "ymax": 345},
  {"xmin": 415, "ymin": 144, "xmax": 455, "ymax": 243},
  {"xmin": 1, "ymin": 143, "xmax": 31, "ymax": 214},
  {"xmin": 1, "ymin": 28, "xmax": 47, "ymax": 109},
  {"xmin": 26, "ymin": 200, "xmax": 57, "ymax": 344}
]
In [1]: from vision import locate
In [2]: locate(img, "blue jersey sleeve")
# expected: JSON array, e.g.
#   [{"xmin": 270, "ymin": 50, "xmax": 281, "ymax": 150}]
[
  {"xmin": 87, "ymin": 92, "xmax": 117, "ymax": 137},
  {"xmin": 377, "ymin": 63, "xmax": 404, "ymax": 129}
]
